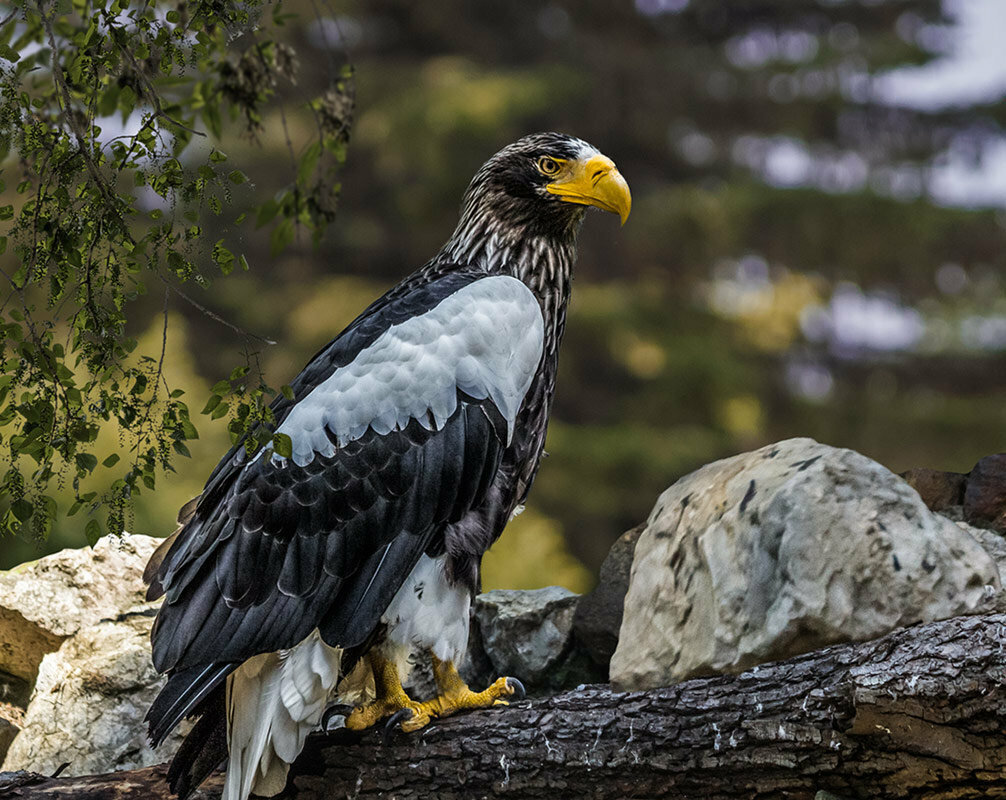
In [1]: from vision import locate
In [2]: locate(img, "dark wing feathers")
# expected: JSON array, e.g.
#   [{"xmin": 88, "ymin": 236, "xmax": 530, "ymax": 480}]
[
  {"xmin": 174, "ymin": 265, "xmax": 486, "ymax": 533},
  {"xmin": 148, "ymin": 662, "xmax": 234, "ymax": 746},
  {"xmin": 151, "ymin": 397, "xmax": 506, "ymax": 675}
]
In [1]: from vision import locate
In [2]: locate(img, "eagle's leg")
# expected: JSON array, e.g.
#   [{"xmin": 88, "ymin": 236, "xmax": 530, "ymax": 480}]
[
  {"xmin": 344, "ymin": 651, "xmax": 434, "ymax": 732},
  {"xmin": 429, "ymin": 654, "xmax": 523, "ymax": 713},
  {"xmin": 384, "ymin": 655, "xmax": 524, "ymax": 733},
  {"xmin": 344, "ymin": 652, "xmax": 524, "ymax": 734}
]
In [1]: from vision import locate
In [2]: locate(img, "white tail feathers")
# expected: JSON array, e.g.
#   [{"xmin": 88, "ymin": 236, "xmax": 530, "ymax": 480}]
[{"xmin": 223, "ymin": 631, "xmax": 342, "ymax": 800}]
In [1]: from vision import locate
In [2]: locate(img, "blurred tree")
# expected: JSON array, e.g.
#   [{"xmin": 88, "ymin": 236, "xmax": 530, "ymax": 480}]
[
  {"xmin": 0, "ymin": 0, "xmax": 353, "ymax": 549},
  {"xmin": 4, "ymin": 0, "xmax": 1006, "ymax": 587},
  {"xmin": 199, "ymin": 0, "xmax": 1004, "ymax": 571}
]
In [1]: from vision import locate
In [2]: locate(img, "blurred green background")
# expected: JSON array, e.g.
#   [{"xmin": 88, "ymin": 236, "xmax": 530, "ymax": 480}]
[{"xmin": 3, "ymin": 0, "xmax": 1006, "ymax": 593}]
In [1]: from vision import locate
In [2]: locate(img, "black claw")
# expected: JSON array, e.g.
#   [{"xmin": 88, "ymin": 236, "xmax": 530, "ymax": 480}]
[
  {"xmin": 322, "ymin": 704, "xmax": 354, "ymax": 732},
  {"xmin": 506, "ymin": 677, "xmax": 526, "ymax": 701},
  {"xmin": 383, "ymin": 708, "xmax": 415, "ymax": 744}
]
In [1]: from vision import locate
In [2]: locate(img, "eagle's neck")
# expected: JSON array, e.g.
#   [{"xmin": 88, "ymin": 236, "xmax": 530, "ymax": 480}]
[{"xmin": 438, "ymin": 211, "xmax": 580, "ymax": 347}]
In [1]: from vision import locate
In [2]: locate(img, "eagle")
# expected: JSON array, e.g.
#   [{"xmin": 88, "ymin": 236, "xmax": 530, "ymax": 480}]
[{"xmin": 143, "ymin": 132, "xmax": 631, "ymax": 800}]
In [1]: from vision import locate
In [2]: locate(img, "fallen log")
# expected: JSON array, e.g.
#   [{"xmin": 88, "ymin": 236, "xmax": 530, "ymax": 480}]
[{"xmin": 4, "ymin": 612, "xmax": 1006, "ymax": 799}]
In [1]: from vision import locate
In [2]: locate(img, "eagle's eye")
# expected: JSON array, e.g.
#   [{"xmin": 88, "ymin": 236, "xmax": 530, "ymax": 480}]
[{"xmin": 536, "ymin": 156, "xmax": 561, "ymax": 176}]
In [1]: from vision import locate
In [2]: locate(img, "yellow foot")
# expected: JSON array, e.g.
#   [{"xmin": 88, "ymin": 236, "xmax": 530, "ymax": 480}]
[
  {"xmin": 345, "ymin": 695, "xmax": 434, "ymax": 732},
  {"xmin": 344, "ymin": 652, "xmax": 434, "ymax": 732},
  {"xmin": 340, "ymin": 652, "xmax": 525, "ymax": 735},
  {"xmin": 383, "ymin": 656, "xmax": 525, "ymax": 733}
]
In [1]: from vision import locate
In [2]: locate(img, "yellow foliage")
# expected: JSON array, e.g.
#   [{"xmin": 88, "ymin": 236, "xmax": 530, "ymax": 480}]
[
  {"xmin": 715, "ymin": 270, "xmax": 825, "ymax": 352},
  {"xmin": 284, "ymin": 277, "xmax": 389, "ymax": 350},
  {"xmin": 717, "ymin": 394, "xmax": 764, "ymax": 438},
  {"xmin": 609, "ymin": 329, "xmax": 666, "ymax": 379},
  {"xmin": 479, "ymin": 506, "xmax": 592, "ymax": 594}
]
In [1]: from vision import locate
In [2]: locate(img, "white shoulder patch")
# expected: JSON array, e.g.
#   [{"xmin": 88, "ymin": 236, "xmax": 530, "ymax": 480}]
[{"xmin": 275, "ymin": 276, "xmax": 544, "ymax": 466}]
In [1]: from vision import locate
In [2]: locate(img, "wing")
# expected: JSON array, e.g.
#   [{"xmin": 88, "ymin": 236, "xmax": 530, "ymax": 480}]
[{"xmin": 148, "ymin": 270, "xmax": 544, "ymax": 680}]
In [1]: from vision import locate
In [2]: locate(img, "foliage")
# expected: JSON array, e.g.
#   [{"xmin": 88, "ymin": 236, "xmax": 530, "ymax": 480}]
[{"xmin": 0, "ymin": 0, "xmax": 352, "ymax": 545}]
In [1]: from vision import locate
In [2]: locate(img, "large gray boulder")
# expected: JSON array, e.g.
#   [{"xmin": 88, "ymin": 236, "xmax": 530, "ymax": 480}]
[
  {"xmin": 0, "ymin": 534, "xmax": 160, "ymax": 682},
  {"xmin": 610, "ymin": 438, "xmax": 999, "ymax": 691},
  {"xmin": 1, "ymin": 604, "xmax": 185, "ymax": 777}
]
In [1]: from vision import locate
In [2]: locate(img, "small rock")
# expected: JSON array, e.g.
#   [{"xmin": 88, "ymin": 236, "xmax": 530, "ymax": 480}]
[
  {"xmin": 0, "ymin": 673, "xmax": 30, "ymax": 711},
  {"xmin": 964, "ymin": 454, "xmax": 1006, "ymax": 533},
  {"xmin": 0, "ymin": 718, "xmax": 17, "ymax": 766},
  {"xmin": 610, "ymin": 438, "xmax": 999, "ymax": 691},
  {"xmin": 0, "ymin": 534, "xmax": 161, "ymax": 682},
  {"xmin": 572, "ymin": 524, "xmax": 644, "ymax": 671},
  {"xmin": 474, "ymin": 587, "xmax": 581, "ymax": 689},
  {"xmin": 901, "ymin": 467, "xmax": 967, "ymax": 512},
  {"xmin": 1, "ymin": 604, "xmax": 185, "ymax": 777}
]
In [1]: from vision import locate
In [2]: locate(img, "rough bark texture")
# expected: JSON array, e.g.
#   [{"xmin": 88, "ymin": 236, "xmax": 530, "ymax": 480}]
[{"xmin": 5, "ymin": 612, "xmax": 1006, "ymax": 800}]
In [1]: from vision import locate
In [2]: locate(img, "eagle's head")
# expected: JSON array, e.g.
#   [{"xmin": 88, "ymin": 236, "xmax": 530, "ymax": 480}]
[{"xmin": 451, "ymin": 132, "xmax": 631, "ymax": 248}]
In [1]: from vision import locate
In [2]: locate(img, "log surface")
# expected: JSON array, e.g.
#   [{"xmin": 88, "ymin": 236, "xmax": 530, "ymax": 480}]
[{"xmin": 4, "ymin": 612, "xmax": 1006, "ymax": 799}]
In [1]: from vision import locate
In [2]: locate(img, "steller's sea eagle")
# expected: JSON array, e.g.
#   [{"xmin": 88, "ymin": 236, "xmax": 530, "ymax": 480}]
[{"xmin": 143, "ymin": 132, "xmax": 631, "ymax": 800}]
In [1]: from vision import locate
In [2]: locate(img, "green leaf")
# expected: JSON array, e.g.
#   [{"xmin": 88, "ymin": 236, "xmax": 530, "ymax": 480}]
[
  {"xmin": 297, "ymin": 142, "xmax": 321, "ymax": 185},
  {"xmin": 270, "ymin": 218, "xmax": 295, "ymax": 256},
  {"xmin": 201, "ymin": 394, "xmax": 222, "ymax": 414},
  {"xmin": 0, "ymin": 44, "xmax": 19, "ymax": 63},
  {"xmin": 202, "ymin": 103, "xmax": 222, "ymax": 139},
  {"xmin": 84, "ymin": 518, "xmax": 102, "ymax": 546},
  {"xmin": 11, "ymin": 498, "xmax": 32, "ymax": 523},
  {"xmin": 272, "ymin": 432, "xmax": 293, "ymax": 459},
  {"xmin": 75, "ymin": 453, "xmax": 98, "ymax": 473},
  {"xmin": 255, "ymin": 198, "xmax": 280, "ymax": 228},
  {"xmin": 280, "ymin": 384, "xmax": 295, "ymax": 400},
  {"xmin": 228, "ymin": 170, "xmax": 247, "ymax": 185},
  {"xmin": 102, "ymin": 453, "xmax": 120, "ymax": 468}
]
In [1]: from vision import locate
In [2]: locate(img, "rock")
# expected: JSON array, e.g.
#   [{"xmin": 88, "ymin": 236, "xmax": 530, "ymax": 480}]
[
  {"xmin": 572, "ymin": 524, "xmax": 644, "ymax": 671},
  {"xmin": 474, "ymin": 587, "xmax": 597, "ymax": 689},
  {"xmin": 0, "ymin": 717, "xmax": 18, "ymax": 766},
  {"xmin": 952, "ymin": 521, "xmax": 1006, "ymax": 611},
  {"xmin": 0, "ymin": 534, "xmax": 161, "ymax": 682},
  {"xmin": 1, "ymin": 604, "xmax": 185, "ymax": 777},
  {"xmin": 900, "ymin": 467, "xmax": 967, "ymax": 512},
  {"xmin": 964, "ymin": 454, "xmax": 1006, "ymax": 532},
  {"xmin": 610, "ymin": 438, "xmax": 999, "ymax": 691},
  {"xmin": 0, "ymin": 673, "xmax": 30, "ymax": 711}
]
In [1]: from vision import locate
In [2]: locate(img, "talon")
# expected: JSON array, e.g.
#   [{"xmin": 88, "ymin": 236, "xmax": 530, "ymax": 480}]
[
  {"xmin": 505, "ymin": 677, "xmax": 526, "ymax": 700},
  {"xmin": 383, "ymin": 708, "xmax": 415, "ymax": 743},
  {"xmin": 322, "ymin": 704, "xmax": 354, "ymax": 732}
]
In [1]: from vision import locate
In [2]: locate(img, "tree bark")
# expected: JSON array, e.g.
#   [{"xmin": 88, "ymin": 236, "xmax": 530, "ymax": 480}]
[{"xmin": 5, "ymin": 612, "xmax": 1006, "ymax": 800}]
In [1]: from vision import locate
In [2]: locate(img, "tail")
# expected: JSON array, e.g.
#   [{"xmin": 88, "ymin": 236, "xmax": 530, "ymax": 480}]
[
  {"xmin": 147, "ymin": 663, "xmax": 235, "ymax": 800},
  {"xmin": 166, "ymin": 689, "xmax": 229, "ymax": 800},
  {"xmin": 223, "ymin": 631, "xmax": 342, "ymax": 800}
]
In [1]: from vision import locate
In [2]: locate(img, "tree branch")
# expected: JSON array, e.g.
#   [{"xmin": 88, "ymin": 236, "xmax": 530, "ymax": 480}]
[{"xmin": 5, "ymin": 612, "xmax": 1006, "ymax": 799}]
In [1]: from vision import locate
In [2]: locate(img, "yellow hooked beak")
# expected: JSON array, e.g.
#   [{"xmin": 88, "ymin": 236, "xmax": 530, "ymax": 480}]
[{"xmin": 545, "ymin": 153, "xmax": 631, "ymax": 225}]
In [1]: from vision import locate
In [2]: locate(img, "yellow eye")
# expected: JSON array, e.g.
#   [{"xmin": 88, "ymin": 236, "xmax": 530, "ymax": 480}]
[{"xmin": 537, "ymin": 156, "xmax": 561, "ymax": 175}]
